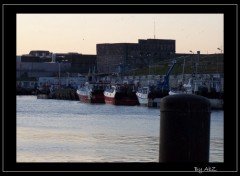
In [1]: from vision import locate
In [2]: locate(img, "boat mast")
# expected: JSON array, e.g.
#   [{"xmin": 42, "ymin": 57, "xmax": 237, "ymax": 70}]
[{"xmin": 182, "ymin": 58, "xmax": 185, "ymax": 82}]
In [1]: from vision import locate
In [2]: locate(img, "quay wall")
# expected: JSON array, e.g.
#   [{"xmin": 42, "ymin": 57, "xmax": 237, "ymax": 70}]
[
  {"xmin": 35, "ymin": 73, "xmax": 224, "ymax": 101},
  {"xmin": 37, "ymin": 89, "xmax": 79, "ymax": 101},
  {"xmin": 103, "ymin": 73, "xmax": 224, "ymax": 92}
]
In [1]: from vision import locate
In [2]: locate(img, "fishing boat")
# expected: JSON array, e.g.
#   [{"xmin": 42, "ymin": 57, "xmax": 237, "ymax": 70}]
[
  {"xmin": 135, "ymin": 86, "xmax": 150, "ymax": 105},
  {"xmin": 76, "ymin": 81, "xmax": 110, "ymax": 103},
  {"xmin": 169, "ymin": 57, "xmax": 224, "ymax": 109},
  {"xmin": 136, "ymin": 60, "xmax": 176, "ymax": 107},
  {"xmin": 169, "ymin": 78, "xmax": 193, "ymax": 95},
  {"xmin": 169, "ymin": 77, "xmax": 223, "ymax": 109},
  {"xmin": 136, "ymin": 84, "xmax": 169, "ymax": 107},
  {"xmin": 193, "ymin": 78, "xmax": 224, "ymax": 109},
  {"xmin": 104, "ymin": 82, "xmax": 139, "ymax": 106}
]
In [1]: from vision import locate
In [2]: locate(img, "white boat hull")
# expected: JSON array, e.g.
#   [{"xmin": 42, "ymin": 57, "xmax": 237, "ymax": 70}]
[{"xmin": 136, "ymin": 92, "xmax": 148, "ymax": 105}]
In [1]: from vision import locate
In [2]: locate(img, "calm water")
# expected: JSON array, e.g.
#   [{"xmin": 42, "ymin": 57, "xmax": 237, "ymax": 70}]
[{"xmin": 17, "ymin": 96, "xmax": 223, "ymax": 162}]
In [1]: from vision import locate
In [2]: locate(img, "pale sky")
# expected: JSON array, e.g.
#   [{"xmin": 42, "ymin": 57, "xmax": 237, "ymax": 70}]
[{"xmin": 17, "ymin": 14, "xmax": 223, "ymax": 55}]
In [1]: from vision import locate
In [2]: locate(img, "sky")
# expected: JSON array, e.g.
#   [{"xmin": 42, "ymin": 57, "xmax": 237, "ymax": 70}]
[{"xmin": 17, "ymin": 14, "xmax": 223, "ymax": 55}]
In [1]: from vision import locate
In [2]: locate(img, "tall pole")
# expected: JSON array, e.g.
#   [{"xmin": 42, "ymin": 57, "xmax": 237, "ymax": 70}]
[
  {"xmin": 154, "ymin": 19, "xmax": 156, "ymax": 39},
  {"xmin": 216, "ymin": 52, "xmax": 219, "ymax": 74},
  {"xmin": 217, "ymin": 48, "xmax": 223, "ymax": 74},
  {"xmin": 217, "ymin": 47, "xmax": 223, "ymax": 54},
  {"xmin": 58, "ymin": 62, "xmax": 61, "ymax": 89},
  {"xmin": 189, "ymin": 50, "xmax": 195, "ymax": 75},
  {"xmin": 182, "ymin": 58, "xmax": 185, "ymax": 82},
  {"xmin": 196, "ymin": 51, "xmax": 200, "ymax": 75},
  {"xmin": 217, "ymin": 48, "xmax": 223, "ymax": 72},
  {"xmin": 147, "ymin": 54, "xmax": 150, "ymax": 84}
]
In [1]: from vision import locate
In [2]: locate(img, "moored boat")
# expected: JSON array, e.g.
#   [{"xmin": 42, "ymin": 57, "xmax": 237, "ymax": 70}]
[
  {"xmin": 76, "ymin": 81, "xmax": 110, "ymax": 103},
  {"xmin": 104, "ymin": 83, "xmax": 139, "ymax": 106},
  {"xmin": 169, "ymin": 78, "xmax": 193, "ymax": 95},
  {"xmin": 136, "ymin": 60, "xmax": 176, "ymax": 107},
  {"xmin": 169, "ymin": 78, "xmax": 223, "ymax": 109},
  {"xmin": 135, "ymin": 87, "xmax": 150, "ymax": 106}
]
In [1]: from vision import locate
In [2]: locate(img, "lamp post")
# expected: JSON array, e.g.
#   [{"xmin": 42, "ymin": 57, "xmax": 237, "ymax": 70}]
[
  {"xmin": 182, "ymin": 57, "xmax": 186, "ymax": 82},
  {"xmin": 190, "ymin": 50, "xmax": 198, "ymax": 76},
  {"xmin": 217, "ymin": 48, "xmax": 223, "ymax": 74},
  {"xmin": 197, "ymin": 51, "xmax": 200, "ymax": 74},
  {"xmin": 217, "ymin": 48, "xmax": 223, "ymax": 53},
  {"xmin": 189, "ymin": 50, "xmax": 194, "ymax": 74}
]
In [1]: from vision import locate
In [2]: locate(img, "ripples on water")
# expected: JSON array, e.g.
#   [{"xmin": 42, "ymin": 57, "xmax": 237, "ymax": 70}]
[{"xmin": 16, "ymin": 96, "xmax": 223, "ymax": 162}]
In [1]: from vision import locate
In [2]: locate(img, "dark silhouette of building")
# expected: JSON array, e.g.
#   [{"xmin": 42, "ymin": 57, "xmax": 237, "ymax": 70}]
[
  {"xmin": 17, "ymin": 51, "xmax": 97, "ymax": 79},
  {"xmin": 64, "ymin": 53, "xmax": 96, "ymax": 73},
  {"xmin": 96, "ymin": 39, "xmax": 175, "ymax": 74},
  {"xmin": 29, "ymin": 50, "xmax": 51, "ymax": 57}
]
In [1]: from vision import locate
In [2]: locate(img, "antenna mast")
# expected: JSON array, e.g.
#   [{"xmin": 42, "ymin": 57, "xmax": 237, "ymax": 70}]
[{"xmin": 154, "ymin": 19, "xmax": 156, "ymax": 39}]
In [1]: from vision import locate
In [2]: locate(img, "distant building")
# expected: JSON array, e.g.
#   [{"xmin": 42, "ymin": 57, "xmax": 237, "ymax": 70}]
[
  {"xmin": 16, "ymin": 60, "xmax": 71, "ymax": 78},
  {"xmin": 63, "ymin": 53, "xmax": 96, "ymax": 73},
  {"xmin": 96, "ymin": 39, "xmax": 175, "ymax": 74},
  {"xmin": 17, "ymin": 51, "xmax": 97, "ymax": 79},
  {"xmin": 29, "ymin": 50, "xmax": 51, "ymax": 57}
]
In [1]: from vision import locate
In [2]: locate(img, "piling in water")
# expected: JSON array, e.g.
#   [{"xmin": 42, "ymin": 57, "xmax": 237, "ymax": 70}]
[{"xmin": 159, "ymin": 94, "xmax": 211, "ymax": 162}]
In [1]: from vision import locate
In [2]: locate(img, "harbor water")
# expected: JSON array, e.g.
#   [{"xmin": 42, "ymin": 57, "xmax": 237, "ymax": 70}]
[{"xmin": 17, "ymin": 96, "xmax": 223, "ymax": 162}]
